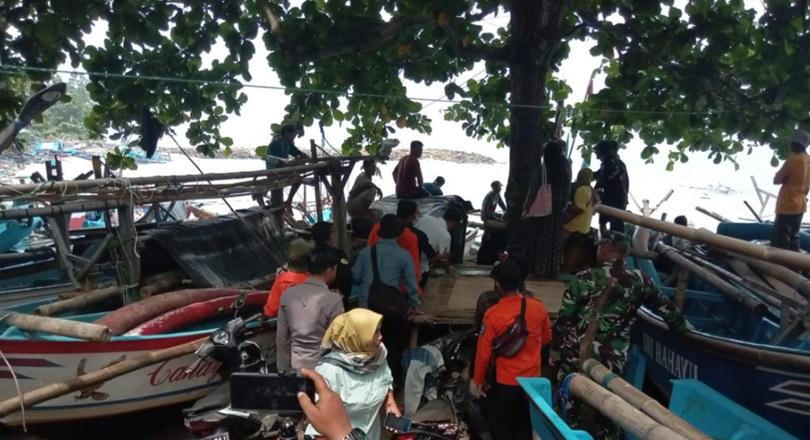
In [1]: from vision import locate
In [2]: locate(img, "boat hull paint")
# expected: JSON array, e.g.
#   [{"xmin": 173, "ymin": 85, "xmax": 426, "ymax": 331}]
[
  {"xmin": 0, "ymin": 331, "xmax": 272, "ymax": 426},
  {"xmin": 634, "ymin": 309, "xmax": 809, "ymax": 438}
]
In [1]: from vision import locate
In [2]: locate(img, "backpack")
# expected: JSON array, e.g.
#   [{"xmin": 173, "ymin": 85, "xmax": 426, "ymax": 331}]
[{"xmin": 366, "ymin": 246, "xmax": 410, "ymax": 324}]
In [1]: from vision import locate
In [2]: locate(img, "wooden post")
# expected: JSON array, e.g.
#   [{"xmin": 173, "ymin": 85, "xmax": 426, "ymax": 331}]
[
  {"xmin": 581, "ymin": 360, "xmax": 709, "ymax": 440},
  {"xmin": 330, "ymin": 160, "xmax": 350, "ymax": 254},
  {"xmin": 116, "ymin": 204, "xmax": 141, "ymax": 290},
  {"xmin": 568, "ymin": 374, "xmax": 688, "ymax": 440},
  {"xmin": 34, "ymin": 286, "xmax": 122, "ymax": 317},
  {"xmin": 310, "ymin": 140, "xmax": 323, "ymax": 222},
  {"xmin": 674, "ymin": 267, "xmax": 689, "ymax": 311},
  {"xmin": 2, "ymin": 312, "xmax": 111, "ymax": 341},
  {"xmin": 0, "ymin": 337, "xmax": 206, "ymax": 418},
  {"xmin": 46, "ymin": 217, "xmax": 80, "ymax": 289}
]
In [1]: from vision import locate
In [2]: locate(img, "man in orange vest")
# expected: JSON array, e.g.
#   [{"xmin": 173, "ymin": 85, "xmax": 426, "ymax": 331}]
[
  {"xmin": 470, "ymin": 261, "xmax": 552, "ymax": 440},
  {"xmin": 772, "ymin": 129, "xmax": 810, "ymax": 250}
]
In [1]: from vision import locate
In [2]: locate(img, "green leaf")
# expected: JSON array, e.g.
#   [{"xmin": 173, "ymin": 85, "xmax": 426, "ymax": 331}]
[
  {"xmin": 255, "ymin": 145, "xmax": 268, "ymax": 158},
  {"xmin": 771, "ymin": 156, "xmax": 779, "ymax": 167},
  {"xmin": 220, "ymin": 136, "xmax": 233, "ymax": 147}
]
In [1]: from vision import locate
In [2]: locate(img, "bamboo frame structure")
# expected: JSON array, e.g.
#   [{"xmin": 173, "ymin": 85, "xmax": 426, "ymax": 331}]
[
  {"xmin": 596, "ymin": 205, "xmax": 810, "ymax": 271},
  {"xmin": 581, "ymin": 359, "xmax": 709, "ymax": 440},
  {"xmin": 568, "ymin": 374, "xmax": 687, "ymax": 439}
]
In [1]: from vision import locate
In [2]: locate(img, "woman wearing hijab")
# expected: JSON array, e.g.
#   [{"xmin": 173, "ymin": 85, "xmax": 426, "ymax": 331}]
[
  {"xmin": 561, "ymin": 168, "xmax": 598, "ymax": 273},
  {"xmin": 523, "ymin": 139, "xmax": 572, "ymax": 278},
  {"xmin": 306, "ymin": 309, "xmax": 400, "ymax": 440}
]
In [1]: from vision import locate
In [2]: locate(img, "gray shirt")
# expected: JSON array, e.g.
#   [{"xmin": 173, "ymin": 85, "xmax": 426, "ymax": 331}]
[{"xmin": 276, "ymin": 278, "xmax": 344, "ymax": 372}]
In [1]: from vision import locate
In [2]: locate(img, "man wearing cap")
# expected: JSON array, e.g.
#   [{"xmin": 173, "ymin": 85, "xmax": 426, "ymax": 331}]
[
  {"xmin": 264, "ymin": 238, "xmax": 312, "ymax": 318},
  {"xmin": 266, "ymin": 124, "xmax": 308, "ymax": 209},
  {"xmin": 593, "ymin": 140, "xmax": 629, "ymax": 236},
  {"xmin": 772, "ymin": 129, "xmax": 810, "ymax": 250},
  {"xmin": 481, "ymin": 180, "xmax": 506, "ymax": 221},
  {"xmin": 554, "ymin": 232, "xmax": 686, "ymax": 379}
]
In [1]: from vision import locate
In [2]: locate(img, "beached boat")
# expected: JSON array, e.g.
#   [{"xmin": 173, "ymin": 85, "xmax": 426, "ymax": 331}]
[
  {"xmin": 716, "ymin": 221, "xmax": 810, "ymax": 251},
  {"xmin": 627, "ymin": 257, "xmax": 809, "ymax": 438},
  {"xmin": 0, "ymin": 290, "xmax": 272, "ymax": 426}
]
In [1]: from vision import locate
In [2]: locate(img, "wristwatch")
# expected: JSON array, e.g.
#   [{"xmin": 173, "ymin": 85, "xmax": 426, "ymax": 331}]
[{"xmin": 342, "ymin": 428, "xmax": 367, "ymax": 440}]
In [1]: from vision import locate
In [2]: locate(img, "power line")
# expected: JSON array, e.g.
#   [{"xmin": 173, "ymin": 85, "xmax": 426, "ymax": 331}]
[{"xmin": 0, "ymin": 64, "xmax": 731, "ymax": 115}]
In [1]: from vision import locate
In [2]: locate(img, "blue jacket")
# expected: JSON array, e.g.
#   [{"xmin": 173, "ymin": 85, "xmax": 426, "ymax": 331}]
[{"xmin": 352, "ymin": 239, "xmax": 420, "ymax": 308}]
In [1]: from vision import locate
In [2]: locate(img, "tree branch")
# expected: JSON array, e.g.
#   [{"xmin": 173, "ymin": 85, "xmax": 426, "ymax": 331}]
[{"xmin": 258, "ymin": 0, "xmax": 281, "ymax": 35}]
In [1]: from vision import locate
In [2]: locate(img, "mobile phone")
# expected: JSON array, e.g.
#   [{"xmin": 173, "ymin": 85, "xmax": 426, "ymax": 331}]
[
  {"xmin": 229, "ymin": 372, "xmax": 315, "ymax": 413},
  {"xmin": 384, "ymin": 413, "xmax": 413, "ymax": 433}
]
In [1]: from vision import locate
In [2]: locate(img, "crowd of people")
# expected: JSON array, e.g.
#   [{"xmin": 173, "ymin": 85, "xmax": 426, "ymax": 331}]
[{"xmin": 261, "ymin": 126, "xmax": 810, "ymax": 439}]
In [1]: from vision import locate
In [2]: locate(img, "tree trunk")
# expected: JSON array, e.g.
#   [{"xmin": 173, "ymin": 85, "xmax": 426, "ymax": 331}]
[{"xmin": 505, "ymin": 0, "xmax": 570, "ymax": 251}]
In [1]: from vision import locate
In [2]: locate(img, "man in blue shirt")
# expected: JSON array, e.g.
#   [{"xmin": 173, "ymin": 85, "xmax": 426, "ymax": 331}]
[
  {"xmin": 266, "ymin": 124, "xmax": 308, "ymax": 208},
  {"xmin": 351, "ymin": 214, "xmax": 421, "ymax": 309},
  {"xmin": 352, "ymin": 214, "xmax": 421, "ymax": 386},
  {"xmin": 423, "ymin": 176, "xmax": 445, "ymax": 196}
]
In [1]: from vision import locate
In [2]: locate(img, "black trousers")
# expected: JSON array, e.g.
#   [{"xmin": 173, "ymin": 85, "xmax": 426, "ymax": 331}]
[
  {"xmin": 486, "ymin": 383, "xmax": 532, "ymax": 440},
  {"xmin": 599, "ymin": 201, "xmax": 627, "ymax": 233},
  {"xmin": 380, "ymin": 318, "xmax": 406, "ymax": 388},
  {"xmin": 772, "ymin": 214, "xmax": 803, "ymax": 251}
]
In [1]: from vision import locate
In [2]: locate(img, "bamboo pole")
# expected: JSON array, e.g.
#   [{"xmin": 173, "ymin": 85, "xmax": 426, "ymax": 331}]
[
  {"xmin": 34, "ymin": 286, "xmax": 122, "ymax": 316},
  {"xmin": 0, "ymin": 163, "xmax": 330, "ymax": 198},
  {"xmin": 674, "ymin": 267, "xmax": 689, "ymax": 311},
  {"xmin": 725, "ymin": 251, "xmax": 810, "ymax": 302},
  {"xmin": 694, "ymin": 206, "xmax": 730, "ymax": 223},
  {"xmin": 596, "ymin": 204, "xmax": 810, "ymax": 271},
  {"xmin": 0, "ymin": 337, "xmax": 206, "ymax": 418},
  {"xmin": 581, "ymin": 360, "xmax": 709, "ymax": 440},
  {"xmin": 568, "ymin": 374, "xmax": 688, "ymax": 440},
  {"xmin": 2, "ymin": 312, "xmax": 111, "ymax": 341},
  {"xmin": 139, "ymin": 271, "xmax": 184, "ymax": 298},
  {"xmin": 654, "ymin": 243, "xmax": 767, "ymax": 313}
]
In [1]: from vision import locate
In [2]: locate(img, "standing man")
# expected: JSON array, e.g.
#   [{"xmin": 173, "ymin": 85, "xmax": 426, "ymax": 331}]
[
  {"xmin": 554, "ymin": 232, "xmax": 686, "ymax": 378},
  {"xmin": 367, "ymin": 200, "xmax": 424, "ymax": 292},
  {"xmin": 772, "ymin": 129, "xmax": 810, "ymax": 250},
  {"xmin": 481, "ymin": 180, "xmax": 507, "ymax": 221},
  {"xmin": 352, "ymin": 214, "xmax": 421, "ymax": 384},
  {"xmin": 423, "ymin": 176, "xmax": 445, "ymax": 196},
  {"xmin": 470, "ymin": 261, "xmax": 552, "ymax": 440},
  {"xmin": 393, "ymin": 140, "xmax": 428, "ymax": 198},
  {"xmin": 593, "ymin": 140, "xmax": 629, "ymax": 236},
  {"xmin": 310, "ymin": 221, "xmax": 352, "ymax": 307},
  {"xmin": 266, "ymin": 124, "xmax": 308, "ymax": 208},
  {"xmin": 276, "ymin": 247, "xmax": 344, "ymax": 372}
]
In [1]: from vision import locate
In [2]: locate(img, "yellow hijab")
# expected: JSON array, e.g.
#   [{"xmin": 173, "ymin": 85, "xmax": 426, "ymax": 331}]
[
  {"xmin": 576, "ymin": 168, "xmax": 594, "ymax": 187},
  {"xmin": 321, "ymin": 308, "xmax": 383, "ymax": 355}
]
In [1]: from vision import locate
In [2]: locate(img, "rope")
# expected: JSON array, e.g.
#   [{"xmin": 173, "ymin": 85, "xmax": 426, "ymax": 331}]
[
  {"xmin": 555, "ymin": 372, "xmax": 577, "ymax": 422},
  {"xmin": 0, "ymin": 64, "xmax": 734, "ymax": 115},
  {"xmin": 0, "ymin": 348, "xmax": 27, "ymax": 431}
]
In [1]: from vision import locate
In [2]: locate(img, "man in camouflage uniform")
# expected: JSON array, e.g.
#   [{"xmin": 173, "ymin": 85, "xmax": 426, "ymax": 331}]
[{"xmin": 554, "ymin": 231, "xmax": 686, "ymax": 379}]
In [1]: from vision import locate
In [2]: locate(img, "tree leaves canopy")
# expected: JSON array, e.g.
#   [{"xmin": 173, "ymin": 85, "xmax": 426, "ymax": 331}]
[{"xmin": 1, "ymin": 0, "xmax": 809, "ymax": 167}]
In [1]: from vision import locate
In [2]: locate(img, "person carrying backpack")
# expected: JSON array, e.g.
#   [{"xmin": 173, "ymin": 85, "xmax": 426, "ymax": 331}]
[{"xmin": 470, "ymin": 261, "xmax": 552, "ymax": 440}]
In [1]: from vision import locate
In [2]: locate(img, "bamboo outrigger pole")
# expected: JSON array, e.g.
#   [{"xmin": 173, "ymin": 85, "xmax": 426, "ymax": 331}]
[
  {"xmin": 581, "ymin": 360, "xmax": 709, "ymax": 440},
  {"xmin": 1, "ymin": 312, "xmax": 111, "ymax": 341},
  {"xmin": 654, "ymin": 243, "xmax": 768, "ymax": 314},
  {"xmin": 567, "ymin": 374, "xmax": 688, "ymax": 440},
  {"xmin": 596, "ymin": 205, "xmax": 810, "ymax": 271},
  {"xmin": 0, "ymin": 337, "xmax": 206, "ymax": 418}
]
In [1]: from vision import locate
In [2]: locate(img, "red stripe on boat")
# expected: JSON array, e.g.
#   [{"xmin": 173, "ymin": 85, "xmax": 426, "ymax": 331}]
[
  {"xmin": 0, "ymin": 370, "xmax": 32, "ymax": 379},
  {"xmin": 0, "ymin": 334, "xmax": 204, "ymax": 354}
]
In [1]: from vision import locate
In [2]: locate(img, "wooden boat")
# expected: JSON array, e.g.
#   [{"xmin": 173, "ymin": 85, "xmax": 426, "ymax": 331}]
[
  {"xmin": 627, "ymin": 257, "xmax": 809, "ymax": 438},
  {"xmin": 0, "ymin": 290, "xmax": 271, "ymax": 426},
  {"xmin": 716, "ymin": 222, "xmax": 810, "ymax": 251}
]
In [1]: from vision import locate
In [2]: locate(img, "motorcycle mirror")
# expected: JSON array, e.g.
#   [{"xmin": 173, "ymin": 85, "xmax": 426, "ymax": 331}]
[
  {"xmin": 233, "ymin": 293, "xmax": 247, "ymax": 312},
  {"xmin": 0, "ymin": 82, "xmax": 67, "ymax": 155}
]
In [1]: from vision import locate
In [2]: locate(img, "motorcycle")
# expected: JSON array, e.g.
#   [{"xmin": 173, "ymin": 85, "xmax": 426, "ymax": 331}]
[
  {"xmin": 393, "ymin": 329, "xmax": 483, "ymax": 440},
  {"xmin": 182, "ymin": 311, "xmax": 286, "ymax": 440}
]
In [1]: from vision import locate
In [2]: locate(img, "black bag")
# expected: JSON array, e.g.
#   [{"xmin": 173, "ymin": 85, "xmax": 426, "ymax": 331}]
[
  {"xmin": 485, "ymin": 295, "xmax": 528, "ymax": 384},
  {"xmin": 366, "ymin": 246, "xmax": 410, "ymax": 322}
]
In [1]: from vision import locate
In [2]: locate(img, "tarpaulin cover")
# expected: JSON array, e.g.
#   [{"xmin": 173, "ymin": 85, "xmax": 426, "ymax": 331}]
[
  {"xmin": 370, "ymin": 196, "xmax": 470, "ymax": 262},
  {"xmin": 148, "ymin": 208, "xmax": 287, "ymax": 287}
]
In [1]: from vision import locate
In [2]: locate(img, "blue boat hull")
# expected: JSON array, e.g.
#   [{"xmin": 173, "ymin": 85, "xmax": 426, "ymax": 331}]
[
  {"xmin": 633, "ymin": 308, "xmax": 809, "ymax": 438},
  {"xmin": 716, "ymin": 222, "xmax": 810, "ymax": 251}
]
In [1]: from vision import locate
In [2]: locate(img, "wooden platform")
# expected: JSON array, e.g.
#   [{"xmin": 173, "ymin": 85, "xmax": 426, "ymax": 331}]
[{"xmin": 416, "ymin": 265, "xmax": 566, "ymax": 326}]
